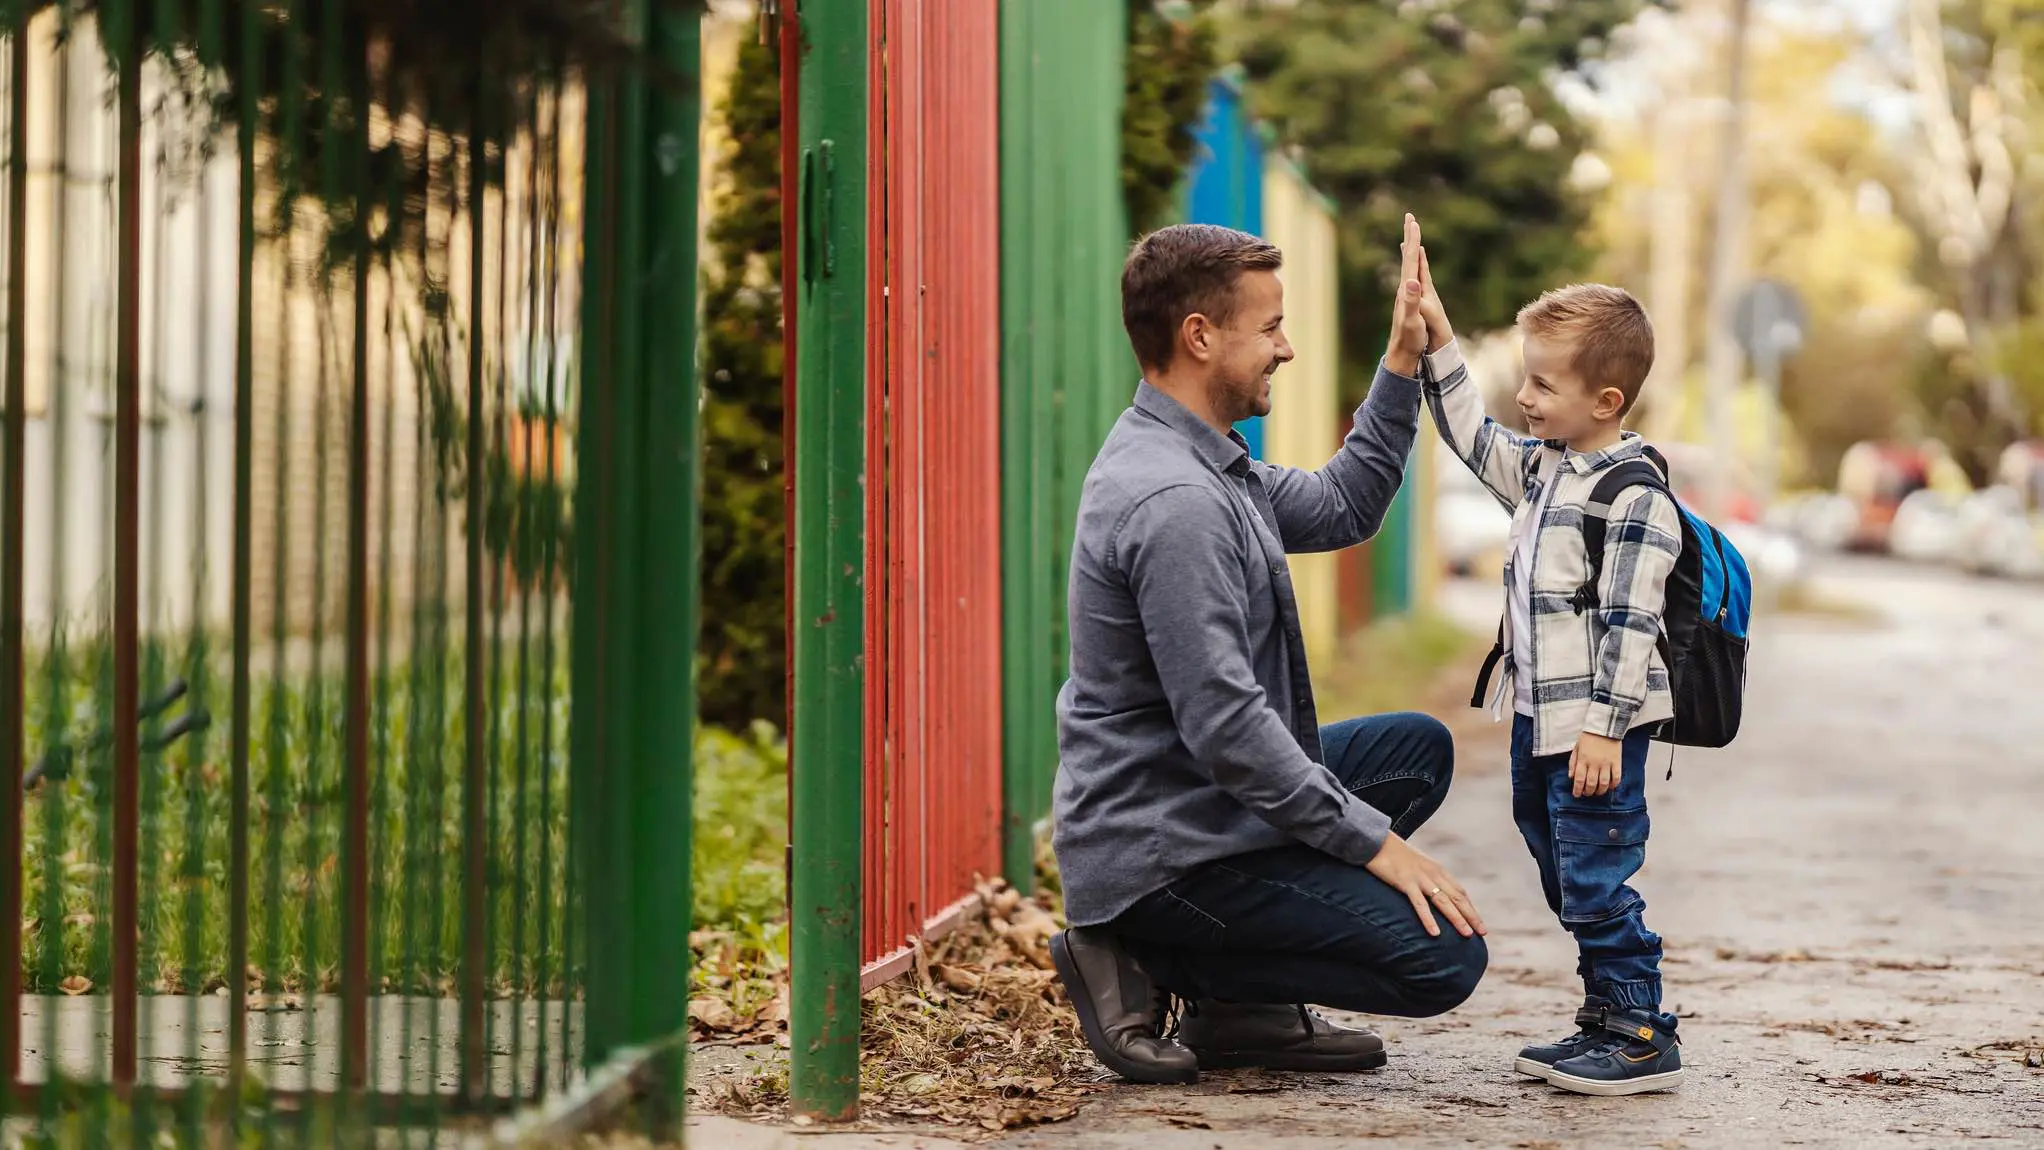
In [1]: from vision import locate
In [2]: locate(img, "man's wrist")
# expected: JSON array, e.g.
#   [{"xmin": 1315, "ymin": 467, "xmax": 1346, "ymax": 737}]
[{"xmin": 1384, "ymin": 347, "xmax": 1421, "ymax": 378}]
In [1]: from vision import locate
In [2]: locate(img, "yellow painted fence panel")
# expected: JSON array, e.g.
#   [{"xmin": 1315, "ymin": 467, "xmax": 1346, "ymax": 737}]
[{"xmin": 1258, "ymin": 157, "xmax": 1342, "ymax": 663}]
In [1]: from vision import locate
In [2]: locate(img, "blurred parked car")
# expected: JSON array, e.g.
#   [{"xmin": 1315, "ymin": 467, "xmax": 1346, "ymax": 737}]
[
  {"xmin": 1838, "ymin": 441, "xmax": 1932, "ymax": 553},
  {"xmin": 1770, "ymin": 492, "xmax": 1859, "ymax": 553},
  {"xmin": 1954, "ymin": 486, "xmax": 2044, "ymax": 580},
  {"xmin": 1999, "ymin": 440, "xmax": 2044, "ymax": 514},
  {"xmin": 1888, "ymin": 488, "xmax": 1965, "ymax": 564}
]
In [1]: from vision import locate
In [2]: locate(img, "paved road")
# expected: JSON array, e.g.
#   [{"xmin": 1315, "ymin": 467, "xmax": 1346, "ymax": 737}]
[{"xmin": 694, "ymin": 556, "xmax": 2044, "ymax": 1149}]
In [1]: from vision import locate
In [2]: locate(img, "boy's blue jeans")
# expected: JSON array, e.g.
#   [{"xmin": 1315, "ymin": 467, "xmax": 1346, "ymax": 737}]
[{"xmin": 1510, "ymin": 713, "xmax": 1670, "ymax": 1021}]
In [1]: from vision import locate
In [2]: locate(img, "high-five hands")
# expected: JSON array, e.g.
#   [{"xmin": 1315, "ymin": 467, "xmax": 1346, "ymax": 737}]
[{"xmin": 1383, "ymin": 213, "xmax": 1458, "ymax": 377}]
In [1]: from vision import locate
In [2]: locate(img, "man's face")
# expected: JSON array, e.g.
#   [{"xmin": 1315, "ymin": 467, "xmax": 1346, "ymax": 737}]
[{"xmin": 1204, "ymin": 270, "xmax": 1295, "ymax": 425}]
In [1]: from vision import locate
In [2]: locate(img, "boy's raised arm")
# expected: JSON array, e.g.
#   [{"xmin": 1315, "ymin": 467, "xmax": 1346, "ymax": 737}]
[
  {"xmin": 1407, "ymin": 243, "xmax": 1540, "ymax": 511},
  {"xmin": 1416, "ymin": 340, "xmax": 1541, "ymax": 512}
]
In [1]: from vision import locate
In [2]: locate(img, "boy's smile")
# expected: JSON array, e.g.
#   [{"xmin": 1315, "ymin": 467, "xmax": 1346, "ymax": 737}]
[{"xmin": 1517, "ymin": 331, "xmax": 1624, "ymax": 453}]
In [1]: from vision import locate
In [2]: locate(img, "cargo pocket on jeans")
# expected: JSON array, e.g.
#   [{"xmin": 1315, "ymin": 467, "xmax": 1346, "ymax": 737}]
[{"xmin": 1554, "ymin": 806, "xmax": 1649, "ymax": 926}]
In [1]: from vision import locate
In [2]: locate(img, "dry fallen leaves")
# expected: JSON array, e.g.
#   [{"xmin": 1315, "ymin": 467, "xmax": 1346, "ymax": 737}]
[{"xmin": 702, "ymin": 877, "xmax": 1103, "ymax": 1139}]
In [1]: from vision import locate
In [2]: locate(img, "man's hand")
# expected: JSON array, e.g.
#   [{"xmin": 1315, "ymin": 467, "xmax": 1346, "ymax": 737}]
[
  {"xmin": 1365, "ymin": 832, "xmax": 1487, "ymax": 939},
  {"xmin": 1569, "ymin": 732, "xmax": 1624, "ymax": 798},
  {"xmin": 1384, "ymin": 214, "xmax": 1430, "ymax": 377}
]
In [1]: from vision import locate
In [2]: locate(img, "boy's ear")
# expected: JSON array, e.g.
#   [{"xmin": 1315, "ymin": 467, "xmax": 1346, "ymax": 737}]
[{"xmin": 1597, "ymin": 385, "xmax": 1627, "ymax": 420}]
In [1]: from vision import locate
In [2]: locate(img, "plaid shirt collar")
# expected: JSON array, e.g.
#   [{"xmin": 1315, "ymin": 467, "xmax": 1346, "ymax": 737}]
[{"xmin": 1549, "ymin": 430, "xmax": 1651, "ymax": 478}]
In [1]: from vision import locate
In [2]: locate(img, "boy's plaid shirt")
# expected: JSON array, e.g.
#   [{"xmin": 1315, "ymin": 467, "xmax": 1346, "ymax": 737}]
[{"xmin": 1416, "ymin": 340, "xmax": 1681, "ymax": 758}]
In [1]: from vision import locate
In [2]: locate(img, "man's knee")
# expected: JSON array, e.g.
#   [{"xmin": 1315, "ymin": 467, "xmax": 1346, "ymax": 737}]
[
  {"xmin": 1385, "ymin": 711, "xmax": 1455, "ymax": 787},
  {"xmin": 1401, "ymin": 931, "xmax": 1488, "ymax": 1017},
  {"xmin": 1406, "ymin": 710, "xmax": 1455, "ymax": 784}
]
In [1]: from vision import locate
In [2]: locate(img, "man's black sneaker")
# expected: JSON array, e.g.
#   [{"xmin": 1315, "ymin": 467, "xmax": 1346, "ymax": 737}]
[
  {"xmin": 1546, "ymin": 1008, "xmax": 1685, "ymax": 1096},
  {"xmin": 1513, "ymin": 996, "xmax": 1612, "ymax": 1080},
  {"xmin": 1173, "ymin": 1000, "xmax": 1388, "ymax": 1072}
]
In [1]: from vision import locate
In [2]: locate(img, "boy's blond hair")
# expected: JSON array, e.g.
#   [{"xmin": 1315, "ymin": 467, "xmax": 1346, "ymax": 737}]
[{"xmin": 1516, "ymin": 284, "xmax": 1655, "ymax": 415}]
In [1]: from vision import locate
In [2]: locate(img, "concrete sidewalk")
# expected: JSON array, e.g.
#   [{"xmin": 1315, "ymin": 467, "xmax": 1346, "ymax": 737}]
[{"xmin": 696, "ymin": 561, "xmax": 2044, "ymax": 1148}]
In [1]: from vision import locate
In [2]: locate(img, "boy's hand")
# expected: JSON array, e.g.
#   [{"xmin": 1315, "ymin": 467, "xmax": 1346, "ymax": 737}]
[
  {"xmin": 1415, "ymin": 243, "xmax": 1457, "ymax": 353},
  {"xmin": 1569, "ymin": 732, "xmax": 1624, "ymax": 798},
  {"xmin": 1365, "ymin": 831, "xmax": 1488, "ymax": 939}
]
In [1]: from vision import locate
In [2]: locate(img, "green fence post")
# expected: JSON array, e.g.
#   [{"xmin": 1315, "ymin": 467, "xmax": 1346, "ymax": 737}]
[
  {"xmin": 790, "ymin": 0, "xmax": 868, "ymax": 1121},
  {"xmin": 572, "ymin": 0, "xmax": 702, "ymax": 1134},
  {"xmin": 635, "ymin": 1, "xmax": 704, "ymax": 1132}
]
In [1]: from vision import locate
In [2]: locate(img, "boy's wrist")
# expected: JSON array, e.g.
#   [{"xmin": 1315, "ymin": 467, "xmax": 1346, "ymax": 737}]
[
  {"xmin": 1582, "ymin": 699, "xmax": 1635, "ymax": 741},
  {"xmin": 1422, "ymin": 338, "xmax": 1464, "ymax": 380}
]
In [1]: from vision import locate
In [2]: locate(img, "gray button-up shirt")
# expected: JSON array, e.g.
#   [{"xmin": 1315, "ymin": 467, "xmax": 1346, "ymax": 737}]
[{"xmin": 1052, "ymin": 367, "xmax": 1422, "ymax": 927}]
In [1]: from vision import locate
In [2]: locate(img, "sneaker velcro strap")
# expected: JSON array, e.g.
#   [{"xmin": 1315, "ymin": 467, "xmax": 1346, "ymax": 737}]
[
  {"xmin": 1603, "ymin": 1015, "xmax": 1677, "ymax": 1055},
  {"xmin": 1572, "ymin": 1005, "xmax": 1606, "ymax": 1030}
]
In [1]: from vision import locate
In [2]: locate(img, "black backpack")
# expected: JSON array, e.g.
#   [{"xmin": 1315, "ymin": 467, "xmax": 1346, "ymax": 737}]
[{"xmin": 1471, "ymin": 447, "xmax": 1752, "ymax": 749}]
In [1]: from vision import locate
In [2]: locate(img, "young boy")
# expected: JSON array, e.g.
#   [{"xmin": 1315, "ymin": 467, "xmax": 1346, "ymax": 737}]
[{"xmin": 1402, "ymin": 234, "xmax": 1686, "ymax": 1096}]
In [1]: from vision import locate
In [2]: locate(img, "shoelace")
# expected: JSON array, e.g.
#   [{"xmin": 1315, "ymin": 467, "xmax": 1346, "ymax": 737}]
[
  {"xmin": 1152, "ymin": 996, "xmax": 1327, "ymax": 1041},
  {"xmin": 1155, "ymin": 990, "xmax": 1196, "ymax": 1040}
]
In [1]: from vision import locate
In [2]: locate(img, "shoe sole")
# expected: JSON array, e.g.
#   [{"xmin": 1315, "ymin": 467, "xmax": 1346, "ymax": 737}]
[
  {"xmin": 1513, "ymin": 1056, "xmax": 1556, "ymax": 1080},
  {"xmin": 1049, "ymin": 933, "xmax": 1199, "ymax": 1086},
  {"xmin": 1545, "ymin": 1066, "xmax": 1685, "ymax": 1096},
  {"xmin": 1195, "ymin": 1048, "xmax": 1389, "ymax": 1073}
]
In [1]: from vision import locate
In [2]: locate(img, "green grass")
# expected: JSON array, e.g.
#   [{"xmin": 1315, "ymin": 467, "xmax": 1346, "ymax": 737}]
[
  {"xmin": 16, "ymin": 630, "xmax": 796, "ymax": 1006},
  {"xmin": 687, "ymin": 722, "xmax": 789, "ymax": 1021},
  {"xmin": 18, "ymin": 629, "xmax": 579, "ymax": 1002}
]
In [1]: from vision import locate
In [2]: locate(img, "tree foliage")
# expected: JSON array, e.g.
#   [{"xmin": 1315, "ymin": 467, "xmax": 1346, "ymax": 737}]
[
  {"xmin": 1891, "ymin": 0, "xmax": 2043, "ymax": 475},
  {"xmin": 1220, "ymin": 0, "xmax": 1655, "ymax": 398},
  {"xmin": 698, "ymin": 31, "xmax": 788, "ymax": 732},
  {"xmin": 1124, "ymin": 0, "xmax": 1221, "ymax": 235},
  {"xmin": 1585, "ymin": 18, "xmax": 1939, "ymax": 485}
]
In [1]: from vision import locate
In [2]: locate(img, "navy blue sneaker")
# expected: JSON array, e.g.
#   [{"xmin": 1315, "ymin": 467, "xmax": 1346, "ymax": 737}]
[
  {"xmin": 1513, "ymin": 996, "xmax": 1612, "ymax": 1080},
  {"xmin": 1545, "ymin": 1008, "xmax": 1684, "ymax": 1096}
]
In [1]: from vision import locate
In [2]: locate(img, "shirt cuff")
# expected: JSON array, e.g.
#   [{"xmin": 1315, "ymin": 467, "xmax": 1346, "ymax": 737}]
[
  {"xmin": 1583, "ymin": 699, "xmax": 1637, "ymax": 741},
  {"xmin": 1331, "ymin": 797, "xmax": 1394, "ymax": 867},
  {"xmin": 1367, "ymin": 361, "xmax": 1423, "ymax": 408},
  {"xmin": 1423, "ymin": 339, "xmax": 1467, "ymax": 380}
]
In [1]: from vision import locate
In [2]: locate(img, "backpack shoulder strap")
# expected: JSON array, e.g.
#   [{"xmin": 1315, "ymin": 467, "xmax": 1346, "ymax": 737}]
[{"xmin": 1571, "ymin": 458, "xmax": 1675, "ymax": 619}]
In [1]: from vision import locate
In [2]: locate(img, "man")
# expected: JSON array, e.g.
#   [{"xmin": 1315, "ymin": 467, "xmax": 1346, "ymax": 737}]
[{"xmin": 1048, "ymin": 216, "xmax": 1488, "ymax": 1084}]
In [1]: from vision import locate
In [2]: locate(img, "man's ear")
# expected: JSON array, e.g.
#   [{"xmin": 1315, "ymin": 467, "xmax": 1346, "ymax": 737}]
[{"xmin": 1179, "ymin": 313, "xmax": 1214, "ymax": 364}]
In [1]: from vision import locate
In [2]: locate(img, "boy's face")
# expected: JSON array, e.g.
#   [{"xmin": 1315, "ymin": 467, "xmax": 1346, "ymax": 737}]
[{"xmin": 1515, "ymin": 330, "xmax": 1625, "ymax": 443}]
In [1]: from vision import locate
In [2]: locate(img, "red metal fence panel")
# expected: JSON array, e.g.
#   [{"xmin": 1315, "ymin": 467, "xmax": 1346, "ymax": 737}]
[{"xmin": 861, "ymin": 0, "xmax": 1004, "ymax": 979}]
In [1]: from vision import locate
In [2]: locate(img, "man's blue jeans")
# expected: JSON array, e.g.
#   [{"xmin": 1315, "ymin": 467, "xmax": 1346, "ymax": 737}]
[
  {"xmin": 1109, "ymin": 712, "xmax": 1488, "ymax": 1018},
  {"xmin": 1510, "ymin": 713, "xmax": 1667, "ymax": 1017}
]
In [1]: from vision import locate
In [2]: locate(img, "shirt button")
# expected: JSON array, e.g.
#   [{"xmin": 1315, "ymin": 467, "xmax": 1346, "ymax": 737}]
[{"xmin": 1607, "ymin": 828, "xmax": 1622, "ymax": 841}]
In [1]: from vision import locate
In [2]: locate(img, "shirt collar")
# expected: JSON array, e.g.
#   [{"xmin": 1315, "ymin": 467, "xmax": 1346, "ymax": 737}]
[
  {"xmin": 1560, "ymin": 430, "xmax": 1650, "ymax": 476},
  {"xmin": 1133, "ymin": 379, "xmax": 1252, "ymax": 475}
]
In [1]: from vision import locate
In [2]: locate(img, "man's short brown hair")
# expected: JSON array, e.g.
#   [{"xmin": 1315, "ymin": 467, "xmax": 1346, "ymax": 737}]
[
  {"xmin": 1121, "ymin": 223, "xmax": 1283, "ymax": 371},
  {"xmin": 1517, "ymin": 283, "xmax": 1656, "ymax": 414}
]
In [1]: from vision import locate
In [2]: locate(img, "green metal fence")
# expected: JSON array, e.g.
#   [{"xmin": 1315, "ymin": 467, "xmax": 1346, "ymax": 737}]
[{"xmin": 0, "ymin": 0, "xmax": 699, "ymax": 1143}]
